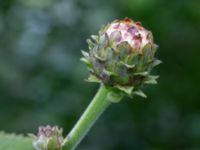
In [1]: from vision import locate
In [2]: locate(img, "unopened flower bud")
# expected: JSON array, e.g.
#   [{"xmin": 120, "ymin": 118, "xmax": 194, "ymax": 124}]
[
  {"xmin": 81, "ymin": 18, "xmax": 161, "ymax": 98},
  {"xmin": 31, "ymin": 125, "xmax": 64, "ymax": 150}
]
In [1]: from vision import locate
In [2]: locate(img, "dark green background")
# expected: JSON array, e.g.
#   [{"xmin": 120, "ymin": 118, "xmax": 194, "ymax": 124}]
[{"xmin": 0, "ymin": 0, "xmax": 200, "ymax": 149}]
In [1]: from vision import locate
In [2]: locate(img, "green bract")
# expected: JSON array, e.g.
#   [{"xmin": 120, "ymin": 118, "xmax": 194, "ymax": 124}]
[{"xmin": 81, "ymin": 18, "xmax": 161, "ymax": 98}]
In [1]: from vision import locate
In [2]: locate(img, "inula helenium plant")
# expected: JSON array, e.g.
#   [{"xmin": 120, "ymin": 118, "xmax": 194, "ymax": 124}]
[{"xmin": 30, "ymin": 18, "xmax": 161, "ymax": 150}]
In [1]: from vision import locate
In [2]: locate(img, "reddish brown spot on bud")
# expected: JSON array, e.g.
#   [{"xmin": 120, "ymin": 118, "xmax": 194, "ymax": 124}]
[
  {"xmin": 135, "ymin": 22, "xmax": 142, "ymax": 26},
  {"xmin": 135, "ymin": 22, "xmax": 143, "ymax": 30},
  {"xmin": 124, "ymin": 18, "xmax": 132, "ymax": 23}
]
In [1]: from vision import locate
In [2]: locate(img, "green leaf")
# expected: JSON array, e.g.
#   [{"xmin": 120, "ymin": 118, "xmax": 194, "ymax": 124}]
[
  {"xmin": 86, "ymin": 75, "xmax": 101, "ymax": 83},
  {"xmin": 80, "ymin": 57, "xmax": 90, "ymax": 66},
  {"xmin": 91, "ymin": 35, "xmax": 99, "ymax": 43},
  {"xmin": 117, "ymin": 41, "xmax": 131, "ymax": 58},
  {"xmin": 99, "ymin": 34, "xmax": 109, "ymax": 48},
  {"xmin": 134, "ymin": 71, "xmax": 149, "ymax": 76},
  {"xmin": 143, "ymin": 43, "xmax": 153, "ymax": 60},
  {"xmin": 120, "ymin": 61, "xmax": 135, "ymax": 69},
  {"xmin": 115, "ymin": 85, "xmax": 134, "ymax": 95},
  {"xmin": 0, "ymin": 132, "xmax": 33, "ymax": 150},
  {"xmin": 86, "ymin": 39, "xmax": 95, "ymax": 49},
  {"xmin": 152, "ymin": 59, "xmax": 162, "ymax": 67},
  {"xmin": 94, "ymin": 54, "xmax": 106, "ymax": 61},
  {"xmin": 123, "ymin": 64, "xmax": 135, "ymax": 69},
  {"xmin": 133, "ymin": 90, "xmax": 147, "ymax": 98},
  {"xmin": 81, "ymin": 50, "xmax": 89, "ymax": 58},
  {"xmin": 144, "ymin": 75, "xmax": 159, "ymax": 84},
  {"xmin": 104, "ymin": 69, "xmax": 117, "ymax": 76}
]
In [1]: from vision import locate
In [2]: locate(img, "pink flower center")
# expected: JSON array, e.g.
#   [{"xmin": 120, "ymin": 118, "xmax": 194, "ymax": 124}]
[{"xmin": 106, "ymin": 21, "xmax": 151, "ymax": 52}]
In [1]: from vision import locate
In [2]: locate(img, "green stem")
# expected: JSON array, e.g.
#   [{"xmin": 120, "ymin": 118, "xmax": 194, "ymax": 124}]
[{"xmin": 63, "ymin": 84, "xmax": 113, "ymax": 150}]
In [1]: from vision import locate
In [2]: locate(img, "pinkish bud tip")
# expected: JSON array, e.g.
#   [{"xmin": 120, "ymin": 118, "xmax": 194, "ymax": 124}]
[{"xmin": 105, "ymin": 19, "xmax": 153, "ymax": 53}]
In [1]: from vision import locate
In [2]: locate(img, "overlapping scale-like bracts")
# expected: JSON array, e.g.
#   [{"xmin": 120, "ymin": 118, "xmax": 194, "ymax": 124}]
[{"xmin": 81, "ymin": 18, "xmax": 161, "ymax": 98}]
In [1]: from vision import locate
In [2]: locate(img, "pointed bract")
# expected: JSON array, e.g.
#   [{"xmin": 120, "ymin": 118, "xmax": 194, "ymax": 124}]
[{"xmin": 133, "ymin": 90, "xmax": 147, "ymax": 98}]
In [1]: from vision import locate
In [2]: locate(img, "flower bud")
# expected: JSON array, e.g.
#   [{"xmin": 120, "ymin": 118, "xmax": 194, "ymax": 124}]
[
  {"xmin": 81, "ymin": 18, "xmax": 161, "ymax": 98},
  {"xmin": 32, "ymin": 125, "xmax": 64, "ymax": 150}
]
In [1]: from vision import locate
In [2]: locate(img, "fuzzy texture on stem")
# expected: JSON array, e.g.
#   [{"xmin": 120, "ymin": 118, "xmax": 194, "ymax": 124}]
[{"xmin": 63, "ymin": 84, "xmax": 121, "ymax": 150}]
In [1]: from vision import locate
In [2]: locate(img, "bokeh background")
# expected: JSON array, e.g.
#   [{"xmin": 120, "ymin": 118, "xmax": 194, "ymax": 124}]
[{"xmin": 0, "ymin": 0, "xmax": 200, "ymax": 149}]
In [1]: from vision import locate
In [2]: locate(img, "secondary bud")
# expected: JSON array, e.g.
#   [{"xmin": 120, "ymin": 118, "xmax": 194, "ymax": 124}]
[
  {"xmin": 81, "ymin": 18, "xmax": 161, "ymax": 98},
  {"xmin": 32, "ymin": 125, "xmax": 64, "ymax": 150}
]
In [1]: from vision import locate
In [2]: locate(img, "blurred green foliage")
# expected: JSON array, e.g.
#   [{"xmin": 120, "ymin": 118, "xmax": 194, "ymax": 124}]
[
  {"xmin": 0, "ymin": 0, "xmax": 200, "ymax": 149},
  {"xmin": 0, "ymin": 132, "xmax": 33, "ymax": 150}
]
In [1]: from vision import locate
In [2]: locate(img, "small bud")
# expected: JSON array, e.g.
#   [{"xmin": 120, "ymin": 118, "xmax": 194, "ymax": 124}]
[
  {"xmin": 32, "ymin": 125, "xmax": 64, "ymax": 150},
  {"xmin": 81, "ymin": 18, "xmax": 161, "ymax": 98}
]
